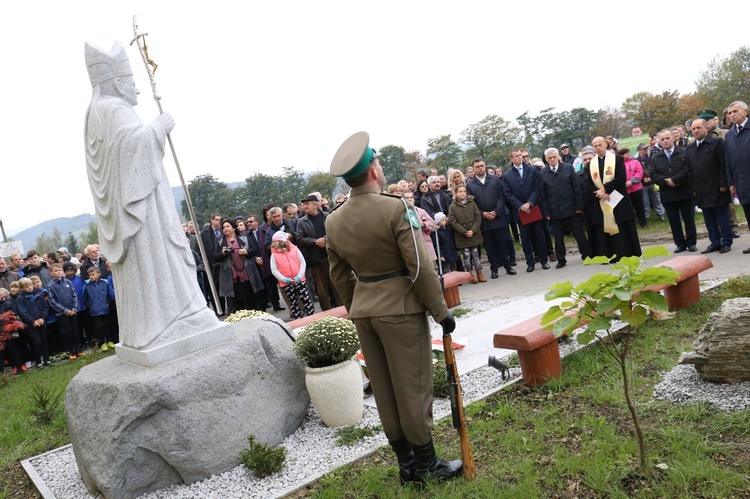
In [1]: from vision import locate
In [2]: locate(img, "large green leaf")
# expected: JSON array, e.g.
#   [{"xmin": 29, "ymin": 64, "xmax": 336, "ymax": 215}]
[
  {"xmin": 577, "ymin": 328, "xmax": 597, "ymax": 345},
  {"xmin": 553, "ymin": 316, "xmax": 577, "ymax": 338},
  {"xmin": 642, "ymin": 245, "xmax": 671, "ymax": 259},
  {"xmin": 540, "ymin": 306, "xmax": 563, "ymax": 327},
  {"xmin": 587, "ymin": 316, "xmax": 613, "ymax": 331},
  {"xmin": 620, "ymin": 304, "xmax": 648, "ymax": 327},
  {"xmin": 584, "ymin": 255, "xmax": 613, "ymax": 265},
  {"xmin": 545, "ymin": 281, "xmax": 573, "ymax": 301},
  {"xmin": 612, "ymin": 287, "xmax": 633, "ymax": 301},
  {"xmin": 633, "ymin": 290, "xmax": 668, "ymax": 310}
]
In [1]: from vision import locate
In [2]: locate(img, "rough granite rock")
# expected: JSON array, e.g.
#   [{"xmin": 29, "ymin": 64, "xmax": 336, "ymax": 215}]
[
  {"xmin": 65, "ymin": 318, "xmax": 307, "ymax": 499},
  {"xmin": 679, "ymin": 297, "xmax": 750, "ymax": 382}
]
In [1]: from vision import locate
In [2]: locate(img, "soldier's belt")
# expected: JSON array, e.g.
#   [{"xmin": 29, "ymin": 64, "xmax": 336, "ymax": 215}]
[{"xmin": 357, "ymin": 268, "xmax": 409, "ymax": 282}]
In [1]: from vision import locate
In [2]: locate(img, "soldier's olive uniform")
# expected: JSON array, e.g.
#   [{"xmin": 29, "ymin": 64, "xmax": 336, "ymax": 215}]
[{"xmin": 326, "ymin": 186, "xmax": 448, "ymax": 445}]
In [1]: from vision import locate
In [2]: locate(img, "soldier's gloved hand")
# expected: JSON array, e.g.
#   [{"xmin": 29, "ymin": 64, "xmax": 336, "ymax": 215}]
[
  {"xmin": 294, "ymin": 276, "xmax": 301, "ymax": 284},
  {"xmin": 156, "ymin": 113, "xmax": 175, "ymax": 135},
  {"xmin": 440, "ymin": 311, "xmax": 456, "ymax": 334},
  {"xmin": 284, "ymin": 278, "xmax": 292, "ymax": 284}
]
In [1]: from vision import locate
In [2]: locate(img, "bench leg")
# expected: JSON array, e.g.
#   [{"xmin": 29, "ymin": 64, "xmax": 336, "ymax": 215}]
[
  {"xmin": 443, "ymin": 287, "xmax": 461, "ymax": 309},
  {"xmin": 664, "ymin": 274, "xmax": 700, "ymax": 310},
  {"xmin": 517, "ymin": 341, "xmax": 563, "ymax": 386}
]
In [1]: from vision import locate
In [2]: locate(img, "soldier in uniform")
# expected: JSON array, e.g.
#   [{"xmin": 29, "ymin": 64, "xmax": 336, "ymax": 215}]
[{"xmin": 325, "ymin": 132, "xmax": 462, "ymax": 485}]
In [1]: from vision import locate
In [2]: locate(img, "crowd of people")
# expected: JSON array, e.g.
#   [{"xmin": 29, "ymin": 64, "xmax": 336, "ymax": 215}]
[
  {"xmin": 2, "ymin": 101, "xmax": 748, "ymax": 376},
  {"xmin": 0, "ymin": 245, "xmax": 118, "ymax": 374}
]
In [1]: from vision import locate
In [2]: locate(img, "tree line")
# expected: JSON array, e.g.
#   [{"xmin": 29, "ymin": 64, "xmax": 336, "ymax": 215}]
[{"xmin": 26, "ymin": 46, "xmax": 748, "ymax": 251}]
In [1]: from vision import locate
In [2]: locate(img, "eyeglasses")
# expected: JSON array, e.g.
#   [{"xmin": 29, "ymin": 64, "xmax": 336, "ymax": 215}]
[{"xmin": 522, "ymin": 155, "xmax": 530, "ymax": 159}]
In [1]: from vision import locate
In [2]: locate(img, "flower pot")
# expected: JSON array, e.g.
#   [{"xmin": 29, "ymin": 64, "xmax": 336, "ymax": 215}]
[{"xmin": 305, "ymin": 358, "xmax": 363, "ymax": 427}]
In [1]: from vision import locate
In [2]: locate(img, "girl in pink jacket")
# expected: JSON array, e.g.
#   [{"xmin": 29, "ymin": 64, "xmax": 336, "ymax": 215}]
[{"xmin": 270, "ymin": 232, "xmax": 315, "ymax": 319}]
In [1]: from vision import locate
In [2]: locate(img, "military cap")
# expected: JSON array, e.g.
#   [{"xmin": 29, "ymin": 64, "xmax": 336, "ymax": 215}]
[
  {"xmin": 697, "ymin": 109, "xmax": 718, "ymax": 119},
  {"xmin": 330, "ymin": 131, "xmax": 381, "ymax": 180}
]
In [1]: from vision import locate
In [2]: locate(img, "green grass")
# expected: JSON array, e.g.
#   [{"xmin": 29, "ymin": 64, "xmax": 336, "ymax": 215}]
[
  {"xmin": 297, "ymin": 277, "xmax": 750, "ymax": 498},
  {"xmin": 0, "ymin": 349, "xmax": 114, "ymax": 498}
]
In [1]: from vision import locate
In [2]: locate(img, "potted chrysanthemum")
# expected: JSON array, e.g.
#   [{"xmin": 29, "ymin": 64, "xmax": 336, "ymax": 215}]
[{"xmin": 293, "ymin": 317, "xmax": 362, "ymax": 427}]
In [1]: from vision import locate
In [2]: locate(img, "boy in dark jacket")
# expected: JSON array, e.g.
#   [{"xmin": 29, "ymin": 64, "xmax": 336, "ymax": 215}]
[
  {"xmin": 15, "ymin": 277, "xmax": 50, "ymax": 368},
  {"xmin": 63, "ymin": 262, "xmax": 87, "ymax": 352},
  {"xmin": 83, "ymin": 267, "xmax": 115, "ymax": 347},
  {"xmin": 48, "ymin": 263, "xmax": 80, "ymax": 359}
]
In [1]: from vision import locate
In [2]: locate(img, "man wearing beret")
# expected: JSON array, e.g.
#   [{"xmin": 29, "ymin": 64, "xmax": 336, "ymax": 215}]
[
  {"xmin": 295, "ymin": 194, "xmax": 340, "ymax": 311},
  {"xmin": 326, "ymin": 132, "xmax": 462, "ymax": 485}
]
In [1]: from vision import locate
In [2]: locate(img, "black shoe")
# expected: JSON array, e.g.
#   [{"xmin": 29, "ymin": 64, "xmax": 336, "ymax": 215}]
[
  {"xmin": 491, "ymin": 271, "xmax": 499, "ymax": 279},
  {"xmin": 674, "ymin": 246, "xmax": 687, "ymax": 253},
  {"xmin": 743, "ymin": 248, "xmax": 750, "ymax": 254},
  {"xmin": 412, "ymin": 440, "xmax": 463, "ymax": 483},
  {"xmin": 687, "ymin": 245, "xmax": 698, "ymax": 252},
  {"xmin": 659, "ymin": 216, "xmax": 665, "ymax": 221},
  {"xmin": 526, "ymin": 264, "xmax": 535, "ymax": 273},
  {"xmin": 556, "ymin": 260, "xmax": 566, "ymax": 269},
  {"xmin": 273, "ymin": 306, "xmax": 286, "ymax": 311},
  {"xmin": 390, "ymin": 438, "xmax": 415, "ymax": 486},
  {"xmin": 702, "ymin": 245, "xmax": 720, "ymax": 254},
  {"xmin": 510, "ymin": 258, "xmax": 517, "ymax": 267},
  {"xmin": 541, "ymin": 263, "xmax": 550, "ymax": 270},
  {"xmin": 720, "ymin": 245, "xmax": 731, "ymax": 253},
  {"xmin": 505, "ymin": 266, "xmax": 517, "ymax": 275},
  {"xmin": 733, "ymin": 231, "xmax": 741, "ymax": 238}
]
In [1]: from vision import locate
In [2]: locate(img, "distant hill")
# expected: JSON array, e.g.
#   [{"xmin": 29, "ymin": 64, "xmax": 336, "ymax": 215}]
[{"xmin": 11, "ymin": 214, "xmax": 96, "ymax": 253}]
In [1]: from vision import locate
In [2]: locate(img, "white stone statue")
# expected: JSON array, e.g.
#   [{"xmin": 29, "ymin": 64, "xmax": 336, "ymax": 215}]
[{"xmin": 83, "ymin": 41, "xmax": 232, "ymax": 366}]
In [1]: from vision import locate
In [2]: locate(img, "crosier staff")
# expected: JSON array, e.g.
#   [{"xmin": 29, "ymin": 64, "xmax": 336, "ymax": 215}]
[{"xmin": 130, "ymin": 15, "xmax": 222, "ymax": 315}]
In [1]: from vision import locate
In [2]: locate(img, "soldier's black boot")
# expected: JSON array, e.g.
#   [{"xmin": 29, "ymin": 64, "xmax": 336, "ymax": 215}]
[
  {"xmin": 412, "ymin": 439, "xmax": 463, "ymax": 483},
  {"xmin": 390, "ymin": 438, "xmax": 415, "ymax": 486}
]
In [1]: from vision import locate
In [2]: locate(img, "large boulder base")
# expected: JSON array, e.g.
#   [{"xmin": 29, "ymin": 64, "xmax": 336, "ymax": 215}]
[
  {"xmin": 65, "ymin": 318, "xmax": 308, "ymax": 499},
  {"xmin": 679, "ymin": 297, "xmax": 750, "ymax": 383}
]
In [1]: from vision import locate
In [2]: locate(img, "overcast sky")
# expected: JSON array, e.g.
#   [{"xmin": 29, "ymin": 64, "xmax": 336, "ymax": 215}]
[{"xmin": 1, "ymin": 1, "xmax": 745, "ymax": 234}]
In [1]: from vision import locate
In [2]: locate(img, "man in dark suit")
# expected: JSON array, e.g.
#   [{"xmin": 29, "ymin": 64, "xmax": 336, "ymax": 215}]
[
  {"xmin": 724, "ymin": 101, "xmax": 750, "ymax": 254},
  {"xmin": 649, "ymin": 129, "xmax": 696, "ymax": 253},
  {"xmin": 420, "ymin": 175, "xmax": 452, "ymax": 220},
  {"xmin": 502, "ymin": 150, "xmax": 549, "ymax": 272},
  {"xmin": 539, "ymin": 148, "xmax": 590, "ymax": 268},
  {"xmin": 200, "ymin": 213, "xmax": 223, "ymax": 311},
  {"xmin": 685, "ymin": 119, "xmax": 732, "ymax": 254},
  {"xmin": 466, "ymin": 159, "xmax": 517, "ymax": 278}
]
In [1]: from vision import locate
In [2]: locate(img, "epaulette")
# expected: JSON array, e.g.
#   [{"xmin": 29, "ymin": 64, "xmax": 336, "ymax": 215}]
[
  {"xmin": 379, "ymin": 192, "xmax": 403, "ymax": 200},
  {"xmin": 328, "ymin": 198, "xmax": 346, "ymax": 213}
]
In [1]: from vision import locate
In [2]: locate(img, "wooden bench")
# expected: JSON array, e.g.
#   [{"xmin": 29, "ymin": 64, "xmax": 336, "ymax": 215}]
[
  {"xmin": 492, "ymin": 255, "xmax": 714, "ymax": 386},
  {"xmin": 287, "ymin": 306, "xmax": 349, "ymax": 330},
  {"xmin": 442, "ymin": 271, "xmax": 473, "ymax": 308}
]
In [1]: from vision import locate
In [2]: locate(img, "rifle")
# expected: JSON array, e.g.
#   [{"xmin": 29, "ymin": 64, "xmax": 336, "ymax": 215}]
[{"xmin": 442, "ymin": 319, "xmax": 476, "ymax": 480}]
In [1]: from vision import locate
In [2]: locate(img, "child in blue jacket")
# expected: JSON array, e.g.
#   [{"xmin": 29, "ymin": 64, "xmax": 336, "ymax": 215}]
[
  {"xmin": 14, "ymin": 277, "xmax": 50, "ymax": 368},
  {"xmin": 83, "ymin": 267, "xmax": 115, "ymax": 347}
]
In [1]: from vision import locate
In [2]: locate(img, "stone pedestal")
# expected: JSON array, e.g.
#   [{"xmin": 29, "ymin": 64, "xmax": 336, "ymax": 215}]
[{"xmin": 65, "ymin": 318, "xmax": 308, "ymax": 499}]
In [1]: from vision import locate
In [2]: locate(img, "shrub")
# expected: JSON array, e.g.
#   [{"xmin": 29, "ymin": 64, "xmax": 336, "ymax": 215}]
[
  {"xmin": 334, "ymin": 425, "xmax": 375, "ymax": 446},
  {"xmin": 29, "ymin": 382, "xmax": 64, "ymax": 425},
  {"xmin": 238, "ymin": 434, "xmax": 286, "ymax": 478}
]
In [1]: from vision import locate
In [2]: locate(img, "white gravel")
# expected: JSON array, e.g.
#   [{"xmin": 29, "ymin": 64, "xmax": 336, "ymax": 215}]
[
  {"xmin": 26, "ymin": 278, "xmax": 747, "ymax": 498},
  {"xmin": 652, "ymin": 363, "xmax": 750, "ymax": 412}
]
